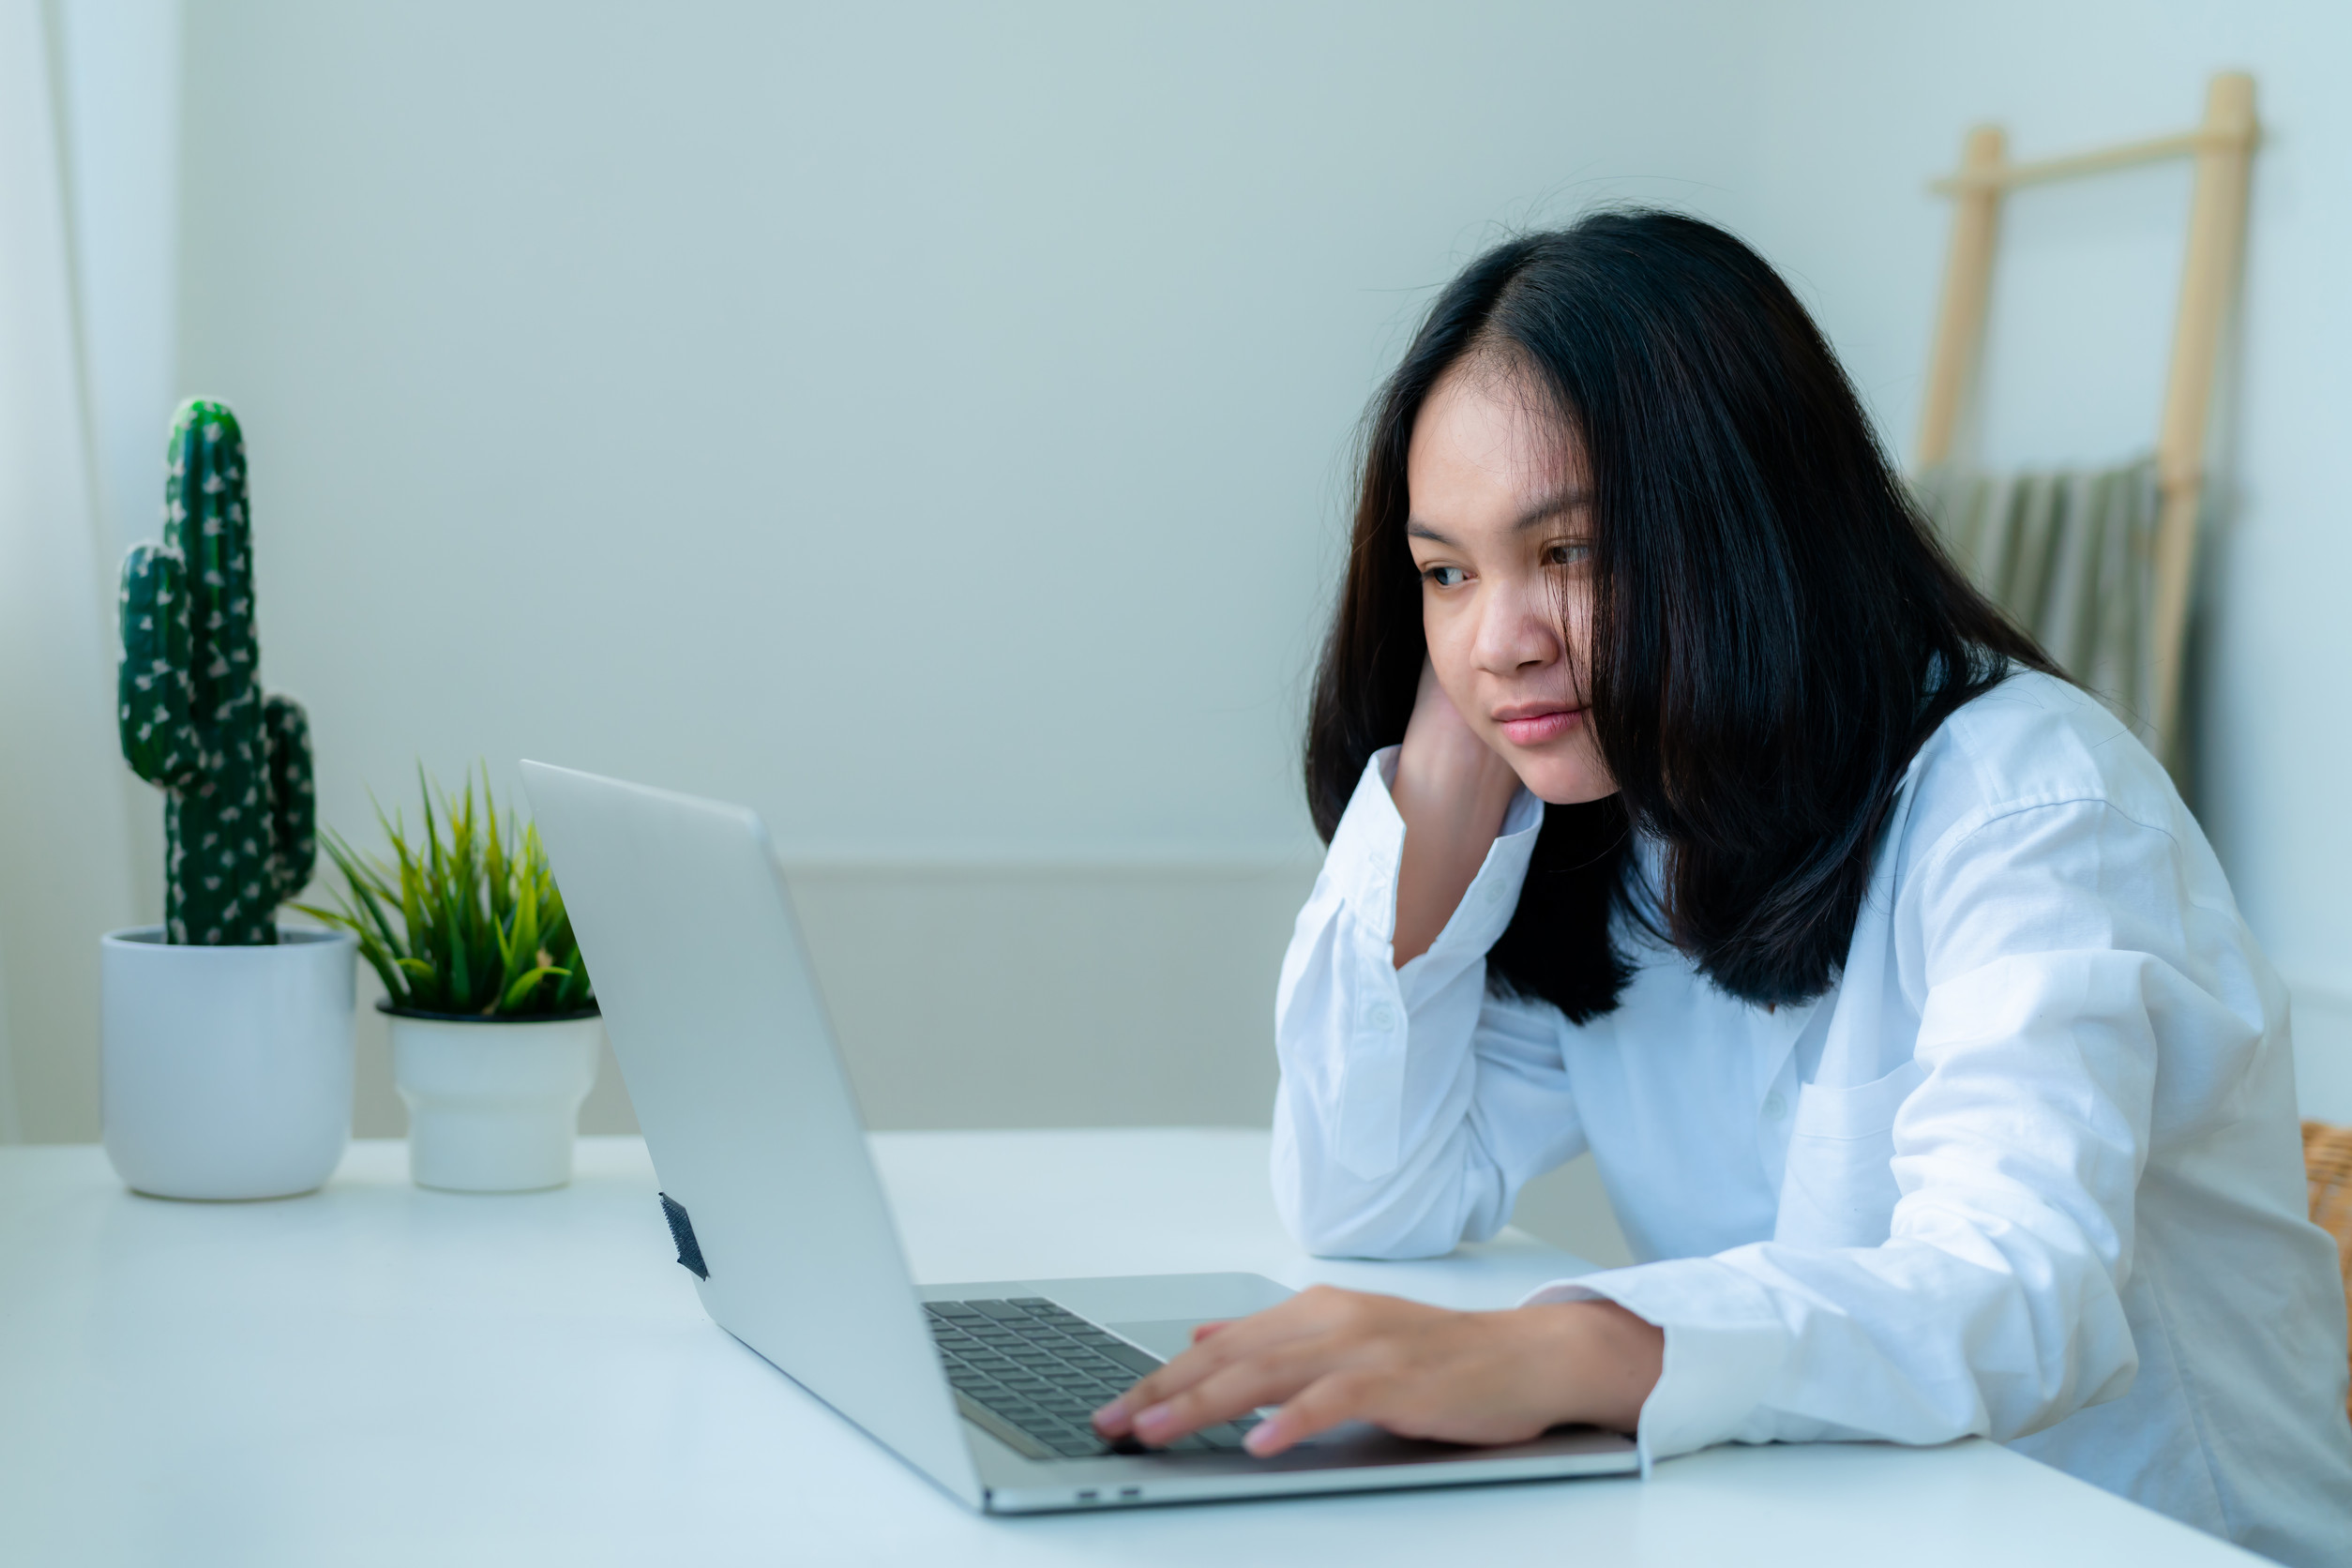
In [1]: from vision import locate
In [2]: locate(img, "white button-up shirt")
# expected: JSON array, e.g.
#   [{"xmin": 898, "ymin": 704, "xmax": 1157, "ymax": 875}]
[{"xmin": 1272, "ymin": 671, "xmax": 2352, "ymax": 1565}]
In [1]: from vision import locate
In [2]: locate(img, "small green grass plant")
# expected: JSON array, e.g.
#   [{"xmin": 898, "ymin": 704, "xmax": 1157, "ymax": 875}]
[{"xmin": 297, "ymin": 765, "xmax": 594, "ymax": 1018}]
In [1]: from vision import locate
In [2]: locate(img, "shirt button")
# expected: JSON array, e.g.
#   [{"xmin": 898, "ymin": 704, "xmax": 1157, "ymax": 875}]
[
  {"xmin": 1762, "ymin": 1092, "xmax": 1787, "ymax": 1121},
  {"xmin": 1368, "ymin": 1003, "xmax": 1398, "ymax": 1033},
  {"xmin": 1483, "ymin": 879, "xmax": 1507, "ymax": 904}
]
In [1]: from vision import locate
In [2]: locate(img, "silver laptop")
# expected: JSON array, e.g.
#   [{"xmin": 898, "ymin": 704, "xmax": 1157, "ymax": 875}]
[{"xmin": 520, "ymin": 761, "xmax": 1638, "ymax": 1512}]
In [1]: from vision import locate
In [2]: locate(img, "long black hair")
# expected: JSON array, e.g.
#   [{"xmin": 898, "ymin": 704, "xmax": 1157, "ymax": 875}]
[{"xmin": 1304, "ymin": 210, "xmax": 2058, "ymax": 1018}]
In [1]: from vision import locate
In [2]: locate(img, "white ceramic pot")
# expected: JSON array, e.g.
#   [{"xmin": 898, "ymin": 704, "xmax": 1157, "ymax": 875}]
[
  {"xmin": 388, "ymin": 1010, "xmax": 603, "ymax": 1193},
  {"xmin": 100, "ymin": 926, "xmax": 357, "ymax": 1200}
]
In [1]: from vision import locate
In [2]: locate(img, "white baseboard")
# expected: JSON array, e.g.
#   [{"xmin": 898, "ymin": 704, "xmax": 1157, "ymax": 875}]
[
  {"xmin": 1509, "ymin": 1153, "xmax": 1635, "ymax": 1268},
  {"xmin": 2287, "ymin": 974, "xmax": 2352, "ymax": 1125},
  {"xmin": 352, "ymin": 855, "xmax": 1634, "ymax": 1266},
  {"xmin": 353, "ymin": 857, "xmax": 1324, "ymax": 1139},
  {"xmin": 269, "ymin": 880, "xmax": 2352, "ymax": 1176}
]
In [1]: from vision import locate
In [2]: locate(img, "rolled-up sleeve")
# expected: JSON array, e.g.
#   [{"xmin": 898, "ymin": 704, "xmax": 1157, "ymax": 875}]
[
  {"xmin": 1526, "ymin": 799, "xmax": 2252, "ymax": 1466},
  {"xmin": 1271, "ymin": 749, "xmax": 1585, "ymax": 1259}
]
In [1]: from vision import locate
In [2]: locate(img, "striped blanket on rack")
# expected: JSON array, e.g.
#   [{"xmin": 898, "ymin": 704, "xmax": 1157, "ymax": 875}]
[{"xmin": 1912, "ymin": 457, "xmax": 2162, "ymax": 743}]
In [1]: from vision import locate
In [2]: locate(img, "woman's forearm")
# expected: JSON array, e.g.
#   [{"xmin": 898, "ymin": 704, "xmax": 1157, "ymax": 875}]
[
  {"xmin": 1390, "ymin": 746, "xmax": 1521, "ymax": 966},
  {"xmin": 1390, "ymin": 665, "xmax": 1524, "ymax": 967},
  {"xmin": 1390, "ymin": 787, "xmax": 1506, "ymax": 965},
  {"xmin": 1536, "ymin": 1300, "xmax": 1665, "ymax": 1434}
]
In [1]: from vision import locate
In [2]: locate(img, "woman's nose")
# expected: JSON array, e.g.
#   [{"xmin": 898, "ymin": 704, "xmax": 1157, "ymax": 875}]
[{"xmin": 1473, "ymin": 576, "xmax": 1561, "ymax": 673}]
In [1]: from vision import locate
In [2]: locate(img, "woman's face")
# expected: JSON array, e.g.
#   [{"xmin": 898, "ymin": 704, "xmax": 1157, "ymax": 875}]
[{"xmin": 1404, "ymin": 363, "xmax": 1615, "ymax": 805}]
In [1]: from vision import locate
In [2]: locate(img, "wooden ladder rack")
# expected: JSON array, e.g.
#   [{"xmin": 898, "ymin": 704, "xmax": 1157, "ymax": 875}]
[{"xmin": 1917, "ymin": 72, "xmax": 2258, "ymax": 765}]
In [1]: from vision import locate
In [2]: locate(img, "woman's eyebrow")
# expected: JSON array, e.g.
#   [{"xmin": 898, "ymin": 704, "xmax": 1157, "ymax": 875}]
[
  {"xmin": 1512, "ymin": 490, "xmax": 1592, "ymax": 532},
  {"xmin": 1408, "ymin": 490, "xmax": 1591, "ymax": 545}
]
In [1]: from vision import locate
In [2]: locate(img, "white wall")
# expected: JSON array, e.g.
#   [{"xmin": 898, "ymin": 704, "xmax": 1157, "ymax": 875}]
[
  {"xmin": 19, "ymin": 2, "xmax": 2344, "ymax": 1204},
  {"xmin": 152, "ymin": 0, "xmax": 1760, "ymax": 1216},
  {"xmin": 56, "ymin": 0, "xmax": 181, "ymax": 942},
  {"xmin": 1733, "ymin": 0, "xmax": 2352, "ymax": 1119},
  {"xmin": 0, "ymin": 0, "xmax": 144, "ymax": 1145},
  {"xmin": 172, "ymin": 0, "xmax": 1767, "ymax": 868},
  {"xmin": 58, "ymin": 0, "xmax": 182, "ymax": 565}
]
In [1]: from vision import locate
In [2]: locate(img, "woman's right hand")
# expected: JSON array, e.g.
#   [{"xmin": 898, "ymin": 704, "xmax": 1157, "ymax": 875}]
[{"xmin": 1387, "ymin": 661, "xmax": 1524, "ymax": 966}]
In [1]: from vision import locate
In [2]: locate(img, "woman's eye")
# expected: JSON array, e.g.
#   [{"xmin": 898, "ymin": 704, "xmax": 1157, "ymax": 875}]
[
  {"xmin": 1545, "ymin": 542, "xmax": 1591, "ymax": 568},
  {"xmin": 1423, "ymin": 565, "xmax": 1467, "ymax": 588}
]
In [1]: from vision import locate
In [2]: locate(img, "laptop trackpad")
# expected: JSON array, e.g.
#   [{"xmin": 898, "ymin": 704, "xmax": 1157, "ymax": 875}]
[
  {"xmin": 1102, "ymin": 1317, "xmax": 1218, "ymax": 1362},
  {"xmin": 918, "ymin": 1272, "xmax": 1292, "ymax": 1366}
]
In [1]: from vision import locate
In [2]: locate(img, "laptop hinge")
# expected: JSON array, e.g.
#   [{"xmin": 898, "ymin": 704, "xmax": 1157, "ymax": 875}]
[{"xmin": 657, "ymin": 1192, "xmax": 709, "ymax": 1278}]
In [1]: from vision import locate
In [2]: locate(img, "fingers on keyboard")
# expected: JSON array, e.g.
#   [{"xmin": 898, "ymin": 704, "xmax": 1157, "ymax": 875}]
[{"xmin": 930, "ymin": 1296, "xmax": 1190, "ymax": 1460}]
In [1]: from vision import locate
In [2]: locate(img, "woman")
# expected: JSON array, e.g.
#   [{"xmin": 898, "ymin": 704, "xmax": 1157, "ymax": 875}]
[{"xmin": 1093, "ymin": 211, "xmax": 2352, "ymax": 1563}]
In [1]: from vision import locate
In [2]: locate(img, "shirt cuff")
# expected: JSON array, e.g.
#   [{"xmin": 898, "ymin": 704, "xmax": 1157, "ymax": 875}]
[
  {"xmin": 1324, "ymin": 748, "xmax": 1410, "ymax": 947},
  {"xmin": 1520, "ymin": 1258, "xmax": 1790, "ymax": 1474},
  {"xmin": 1323, "ymin": 746, "xmax": 1544, "ymax": 969}
]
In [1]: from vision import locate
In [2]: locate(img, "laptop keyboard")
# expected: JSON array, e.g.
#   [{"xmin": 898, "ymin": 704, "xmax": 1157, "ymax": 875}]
[{"xmin": 925, "ymin": 1297, "xmax": 1262, "ymax": 1460}]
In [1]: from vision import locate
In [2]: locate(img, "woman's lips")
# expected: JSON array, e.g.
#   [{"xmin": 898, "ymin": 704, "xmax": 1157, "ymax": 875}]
[{"xmin": 1497, "ymin": 707, "xmax": 1583, "ymax": 746}]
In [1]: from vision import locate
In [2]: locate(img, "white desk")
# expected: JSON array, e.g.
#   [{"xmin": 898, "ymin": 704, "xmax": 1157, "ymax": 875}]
[{"xmin": 0, "ymin": 1131, "xmax": 2254, "ymax": 1566}]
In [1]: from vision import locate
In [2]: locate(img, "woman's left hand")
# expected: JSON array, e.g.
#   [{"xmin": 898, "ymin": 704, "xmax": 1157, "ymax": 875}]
[{"xmin": 1090, "ymin": 1285, "xmax": 1663, "ymax": 1456}]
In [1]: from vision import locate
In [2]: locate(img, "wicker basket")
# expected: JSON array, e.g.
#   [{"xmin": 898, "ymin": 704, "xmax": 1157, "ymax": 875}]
[{"xmin": 2304, "ymin": 1121, "xmax": 2352, "ymax": 1422}]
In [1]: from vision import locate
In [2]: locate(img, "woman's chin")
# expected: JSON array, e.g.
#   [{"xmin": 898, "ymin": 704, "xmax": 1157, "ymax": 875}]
[{"xmin": 1511, "ymin": 752, "xmax": 1617, "ymax": 807}]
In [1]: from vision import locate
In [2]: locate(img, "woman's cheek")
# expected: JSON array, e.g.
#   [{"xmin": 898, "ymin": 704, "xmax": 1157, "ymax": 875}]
[{"xmin": 1421, "ymin": 622, "xmax": 1480, "ymax": 715}]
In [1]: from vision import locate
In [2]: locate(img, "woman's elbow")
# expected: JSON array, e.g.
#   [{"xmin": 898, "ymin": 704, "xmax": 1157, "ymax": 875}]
[
  {"xmin": 1286, "ymin": 1206, "xmax": 1459, "ymax": 1261},
  {"xmin": 1272, "ymin": 1164, "xmax": 1479, "ymax": 1261},
  {"xmin": 1912, "ymin": 1232, "xmax": 2143, "ymax": 1442},
  {"xmin": 1983, "ymin": 1319, "xmax": 2139, "ymax": 1442}
]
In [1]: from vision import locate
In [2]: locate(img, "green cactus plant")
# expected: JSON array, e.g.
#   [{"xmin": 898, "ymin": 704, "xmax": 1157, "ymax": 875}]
[{"xmin": 116, "ymin": 399, "xmax": 316, "ymax": 945}]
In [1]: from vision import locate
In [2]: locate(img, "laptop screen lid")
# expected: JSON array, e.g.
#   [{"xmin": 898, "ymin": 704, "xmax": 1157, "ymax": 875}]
[{"xmin": 520, "ymin": 761, "xmax": 982, "ymax": 1506}]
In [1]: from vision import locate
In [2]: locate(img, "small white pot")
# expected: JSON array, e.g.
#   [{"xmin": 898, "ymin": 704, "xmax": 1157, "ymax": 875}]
[
  {"xmin": 100, "ymin": 926, "xmax": 357, "ymax": 1200},
  {"xmin": 388, "ymin": 1010, "xmax": 603, "ymax": 1193}
]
